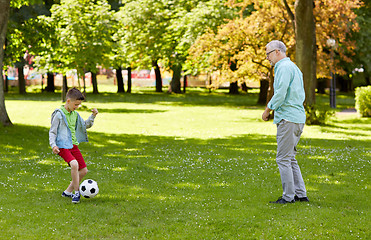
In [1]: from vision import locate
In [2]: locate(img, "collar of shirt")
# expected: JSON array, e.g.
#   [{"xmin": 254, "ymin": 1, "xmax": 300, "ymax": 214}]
[
  {"xmin": 274, "ymin": 57, "xmax": 290, "ymax": 71},
  {"xmin": 61, "ymin": 105, "xmax": 73, "ymax": 115}
]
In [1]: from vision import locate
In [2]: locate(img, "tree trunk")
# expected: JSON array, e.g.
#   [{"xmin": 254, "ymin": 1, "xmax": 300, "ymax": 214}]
[
  {"xmin": 152, "ymin": 60, "xmax": 162, "ymax": 92},
  {"xmin": 91, "ymin": 71, "xmax": 98, "ymax": 94},
  {"xmin": 18, "ymin": 64, "xmax": 26, "ymax": 94},
  {"xmin": 127, "ymin": 66, "xmax": 132, "ymax": 93},
  {"xmin": 229, "ymin": 81, "xmax": 239, "ymax": 94},
  {"xmin": 5, "ymin": 74, "xmax": 8, "ymax": 92},
  {"xmin": 338, "ymin": 75, "xmax": 350, "ymax": 92},
  {"xmin": 295, "ymin": 0, "xmax": 316, "ymax": 105},
  {"xmin": 45, "ymin": 72, "xmax": 55, "ymax": 92},
  {"xmin": 183, "ymin": 74, "xmax": 187, "ymax": 93},
  {"xmin": 0, "ymin": 0, "xmax": 12, "ymax": 126},
  {"xmin": 170, "ymin": 64, "xmax": 182, "ymax": 93},
  {"xmin": 62, "ymin": 74, "xmax": 68, "ymax": 102},
  {"xmin": 258, "ymin": 79, "xmax": 269, "ymax": 105},
  {"xmin": 316, "ymin": 78, "xmax": 326, "ymax": 94},
  {"xmin": 241, "ymin": 82, "xmax": 248, "ymax": 92},
  {"xmin": 364, "ymin": 67, "xmax": 370, "ymax": 86},
  {"xmin": 116, "ymin": 67, "xmax": 125, "ymax": 93}
]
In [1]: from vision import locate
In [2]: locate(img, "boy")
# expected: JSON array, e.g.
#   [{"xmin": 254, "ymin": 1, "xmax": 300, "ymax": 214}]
[{"xmin": 49, "ymin": 88, "xmax": 98, "ymax": 204}]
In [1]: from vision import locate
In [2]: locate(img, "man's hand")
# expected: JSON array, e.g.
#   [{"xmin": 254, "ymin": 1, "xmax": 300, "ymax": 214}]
[
  {"xmin": 262, "ymin": 107, "xmax": 271, "ymax": 121},
  {"xmin": 91, "ymin": 108, "xmax": 99, "ymax": 116},
  {"xmin": 52, "ymin": 146, "xmax": 60, "ymax": 154}
]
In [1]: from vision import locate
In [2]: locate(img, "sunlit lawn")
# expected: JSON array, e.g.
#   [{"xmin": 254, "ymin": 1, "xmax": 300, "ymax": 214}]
[{"xmin": 1, "ymin": 88, "xmax": 370, "ymax": 239}]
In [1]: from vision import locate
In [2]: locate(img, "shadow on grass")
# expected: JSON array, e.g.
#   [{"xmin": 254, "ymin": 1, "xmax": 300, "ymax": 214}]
[
  {"xmin": 0, "ymin": 124, "xmax": 369, "ymax": 208},
  {"xmin": 316, "ymin": 117, "xmax": 371, "ymax": 137},
  {"xmin": 79, "ymin": 107, "xmax": 167, "ymax": 114},
  {"xmin": 5, "ymin": 91, "xmax": 261, "ymax": 108}
]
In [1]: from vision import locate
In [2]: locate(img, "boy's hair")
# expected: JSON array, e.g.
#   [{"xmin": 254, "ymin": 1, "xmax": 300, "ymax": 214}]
[{"xmin": 66, "ymin": 88, "xmax": 85, "ymax": 101}]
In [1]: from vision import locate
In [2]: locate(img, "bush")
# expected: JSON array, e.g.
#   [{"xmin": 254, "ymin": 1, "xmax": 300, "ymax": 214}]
[
  {"xmin": 355, "ymin": 86, "xmax": 371, "ymax": 117},
  {"xmin": 305, "ymin": 104, "xmax": 335, "ymax": 125}
]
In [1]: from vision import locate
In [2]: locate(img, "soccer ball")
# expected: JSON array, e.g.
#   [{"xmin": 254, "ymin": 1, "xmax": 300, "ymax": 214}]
[{"xmin": 79, "ymin": 179, "xmax": 99, "ymax": 198}]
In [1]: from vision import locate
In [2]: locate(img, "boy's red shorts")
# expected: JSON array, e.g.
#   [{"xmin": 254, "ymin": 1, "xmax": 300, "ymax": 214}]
[{"xmin": 58, "ymin": 145, "xmax": 87, "ymax": 170}]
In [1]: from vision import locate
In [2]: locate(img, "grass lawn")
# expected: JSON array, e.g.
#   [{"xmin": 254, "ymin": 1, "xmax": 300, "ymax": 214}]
[{"xmin": 1, "ymin": 88, "xmax": 370, "ymax": 239}]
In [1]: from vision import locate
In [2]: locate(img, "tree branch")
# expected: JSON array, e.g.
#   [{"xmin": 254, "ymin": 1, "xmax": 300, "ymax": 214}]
[{"xmin": 283, "ymin": 0, "xmax": 296, "ymax": 32}]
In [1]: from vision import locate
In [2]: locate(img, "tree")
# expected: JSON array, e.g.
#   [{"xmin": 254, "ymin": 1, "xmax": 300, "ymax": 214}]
[
  {"xmin": 5, "ymin": 2, "xmax": 51, "ymax": 94},
  {"xmin": 189, "ymin": 0, "xmax": 361, "ymax": 106},
  {"xmin": 33, "ymin": 14, "xmax": 68, "ymax": 95},
  {"xmin": 284, "ymin": 0, "xmax": 361, "ymax": 105},
  {"xmin": 115, "ymin": 0, "xmax": 171, "ymax": 92},
  {"xmin": 0, "ymin": 0, "xmax": 12, "ymax": 126},
  {"xmin": 116, "ymin": 0, "xmax": 233, "ymax": 93},
  {"xmin": 165, "ymin": 0, "xmax": 234, "ymax": 93},
  {"xmin": 283, "ymin": 0, "xmax": 316, "ymax": 105},
  {"xmin": 348, "ymin": 0, "xmax": 371, "ymax": 86},
  {"xmin": 189, "ymin": 0, "xmax": 293, "ymax": 99},
  {"xmin": 47, "ymin": 0, "xmax": 115, "ymax": 94},
  {"xmin": 108, "ymin": 0, "xmax": 128, "ymax": 93}
]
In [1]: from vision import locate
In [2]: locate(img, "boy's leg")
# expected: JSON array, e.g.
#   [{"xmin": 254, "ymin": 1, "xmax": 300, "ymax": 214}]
[
  {"xmin": 60, "ymin": 146, "xmax": 88, "ymax": 203},
  {"xmin": 69, "ymin": 160, "xmax": 80, "ymax": 192},
  {"xmin": 66, "ymin": 167, "xmax": 88, "ymax": 192},
  {"xmin": 69, "ymin": 160, "xmax": 82, "ymax": 203},
  {"xmin": 79, "ymin": 167, "xmax": 88, "ymax": 179},
  {"xmin": 58, "ymin": 148, "xmax": 79, "ymax": 195},
  {"xmin": 69, "ymin": 145, "xmax": 88, "ymax": 190}
]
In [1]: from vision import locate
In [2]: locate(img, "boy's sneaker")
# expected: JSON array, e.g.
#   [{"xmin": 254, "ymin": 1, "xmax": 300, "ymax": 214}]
[
  {"xmin": 61, "ymin": 191, "xmax": 73, "ymax": 198},
  {"xmin": 72, "ymin": 193, "xmax": 80, "ymax": 204}
]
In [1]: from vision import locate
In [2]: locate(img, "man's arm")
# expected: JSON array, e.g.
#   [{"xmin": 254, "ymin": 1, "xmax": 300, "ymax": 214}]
[
  {"xmin": 262, "ymin": 106, "xmax": 272, "ymax": 121},
  {"xmin": 267, "ymin": 66, "xmax": 291, "ymax": 111}
]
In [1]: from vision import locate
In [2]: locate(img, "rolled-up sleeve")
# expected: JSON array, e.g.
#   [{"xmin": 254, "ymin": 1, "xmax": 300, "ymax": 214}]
[{"xmin": 84, "ymin": 115, "xmax": 96, "ymax": 129}]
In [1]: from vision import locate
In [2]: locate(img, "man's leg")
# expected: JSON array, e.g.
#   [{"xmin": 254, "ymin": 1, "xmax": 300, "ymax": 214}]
[
  {"xmin": 291, "ymin": 159, "xmax": 307, "ymax": 198},
  {"xmin": 291, "ymin": 123, "xmax": 307, "ymax": 198},
  {"xmin": 276, "ymin": 120, "xmax": 296, "ymax": 201}
]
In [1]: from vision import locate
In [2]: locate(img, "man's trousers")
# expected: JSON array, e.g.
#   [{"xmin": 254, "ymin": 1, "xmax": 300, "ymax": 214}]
[{"xmin": 276, "ymin": 119, "xmax": 307, "ymax": 201}]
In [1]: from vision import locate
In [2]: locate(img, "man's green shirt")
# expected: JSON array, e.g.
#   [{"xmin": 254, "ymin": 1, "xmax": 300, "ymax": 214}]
[
  {"xmin": 60, "ymin": 106, "xmax": 79, "ymax": 145},
  {"xmin": 267, "ymin": 57, "xmax": 306, "ymax": 124}
]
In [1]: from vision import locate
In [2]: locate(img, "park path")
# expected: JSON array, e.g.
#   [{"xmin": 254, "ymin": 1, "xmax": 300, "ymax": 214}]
[{"xmin": 336, "ymin": 108, "xmax": 357, "ymax": 116}]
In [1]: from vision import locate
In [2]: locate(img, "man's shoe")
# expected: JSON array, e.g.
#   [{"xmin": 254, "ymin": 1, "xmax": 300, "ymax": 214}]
[
  {"xmin": 270, "ymin": 196, "xmax": 295, "ymax": 204},
  {"xmin": 61, "ymin": 191, "xmax": 73, "ymax": 198},
  {"xmin": 294, "ymin": 195, "xmax": 309, "ymax": 202},
  {"xmin": 72, "ymin": 193, "xmax": 80, "ymax": 204}
]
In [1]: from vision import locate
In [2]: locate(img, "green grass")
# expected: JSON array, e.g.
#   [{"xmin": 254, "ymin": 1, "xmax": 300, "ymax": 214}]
[{"xmin": 1, "ymin": 89, "xmax": 370, "ymax": 239}]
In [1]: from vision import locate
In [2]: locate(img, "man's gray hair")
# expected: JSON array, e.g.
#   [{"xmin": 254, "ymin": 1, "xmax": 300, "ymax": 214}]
[{"xmin": 266, "ymin": 40, "xmax": 286, "ymax": 53}]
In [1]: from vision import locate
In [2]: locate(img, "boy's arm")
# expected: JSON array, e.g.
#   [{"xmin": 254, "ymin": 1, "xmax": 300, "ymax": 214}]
[
  {"xmin": 85, "ymin": 108, "xmax": 98, "ymax": 129},
  {"xmin": 49, "ymin": 111, "xmax": 60, "ymax": 149}
]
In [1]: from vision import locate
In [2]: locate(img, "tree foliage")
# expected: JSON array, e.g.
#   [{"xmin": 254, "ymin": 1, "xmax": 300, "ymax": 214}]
[
  {"xmin": 115, "ymin": 0, "xmax": 171, "ymax": 69},
  {"xmin": 351, "ymin": 0, "xmax": 371, "ymax": 85},
  {"xmin": 35, "ymin": 0, "xmax": 114, "ymax": 94},
  {"xmin": 314, "ymin": 0, "xmax": 361, "ymax": 77},
  {"xmin": 116, "ymin": 0, "xmax": 234, "ymax": 93},
  {"xmin": 189, "ymin": 0, "xmax": 294, "ymax": 88},
  {"xmin": 188, "ymin": 0, "xmax": 361, "ymax": 88}
]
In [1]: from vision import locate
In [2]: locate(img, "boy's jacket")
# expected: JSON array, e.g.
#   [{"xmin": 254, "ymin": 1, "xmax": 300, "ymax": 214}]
[{"xmin": 49, "ymin": 108, "xmax": 95, "ymax": 149}]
